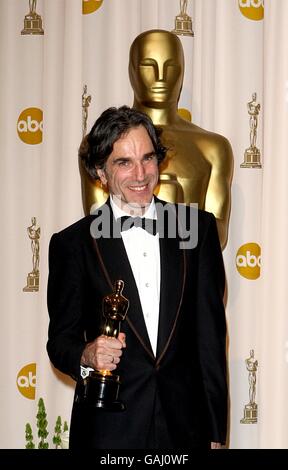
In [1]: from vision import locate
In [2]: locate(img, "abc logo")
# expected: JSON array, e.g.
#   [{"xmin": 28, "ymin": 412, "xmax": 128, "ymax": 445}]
[
  {"xmin": 17, "ymin": 108, "xmax": 43, "ymax": 145},
  {"xmin": 239, "ymin": 0, "xmax": 264, "ymax": 21},
  {"xmin": 236, "ymin": 243, "xmax": 261, "ymax": 280},
  {"xmin": 82, "ymin": 0, "xmax": 103, "ymax": 15},
  {"xmin": 16, "ymin": 363, "xmax": 36, "ymax": 400}
]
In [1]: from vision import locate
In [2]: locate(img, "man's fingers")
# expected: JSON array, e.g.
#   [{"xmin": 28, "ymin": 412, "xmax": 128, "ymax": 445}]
[
  {"xmin": 82, "ymin": 334, "xmax": 126, "ymax": 370},
  {"xmin": 99, "ymin": 335, "xmax": 125, "ymax": 350},
  {"xmin": 96, "ymin": 354, "xmax": 117, "ymax": 371},
  {"xmin": 118, "ymin": 332, "xmax": 126, "ymax": 347},
  {"xmin": 98, "ymin": 347, "xmax": 123, "ymax": 359}
]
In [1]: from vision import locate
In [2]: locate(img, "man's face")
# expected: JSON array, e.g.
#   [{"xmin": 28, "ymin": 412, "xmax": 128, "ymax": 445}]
[{"xmin": 96, "ymin": 126, "xmax": 159, "ymax": 211}]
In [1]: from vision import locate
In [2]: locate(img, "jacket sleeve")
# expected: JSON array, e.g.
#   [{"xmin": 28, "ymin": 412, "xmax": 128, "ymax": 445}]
[
  {"xmin": 196, "ymin": 212, "xmax": 228, "ymax": 444},
  {"xmin": 47, "ymin": 233, "xmax": 86, "ymax": 381}
]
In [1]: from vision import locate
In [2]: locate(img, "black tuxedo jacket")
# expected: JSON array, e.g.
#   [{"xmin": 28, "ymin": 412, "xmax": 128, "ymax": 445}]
[{"xmin": 47, "ymin": 198, "xmax": 227, "ymax": 449}]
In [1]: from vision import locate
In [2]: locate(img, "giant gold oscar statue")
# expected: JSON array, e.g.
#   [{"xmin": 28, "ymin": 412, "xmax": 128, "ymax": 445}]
[{"xmin": 79, "ymin": 30, "xmax": 233, "ymax": 249}]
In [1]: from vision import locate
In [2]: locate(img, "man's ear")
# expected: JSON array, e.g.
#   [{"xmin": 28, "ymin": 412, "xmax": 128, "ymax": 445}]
[{"xmin": 96, "ymin": 168, "xmax": 107, "ymax": 185}]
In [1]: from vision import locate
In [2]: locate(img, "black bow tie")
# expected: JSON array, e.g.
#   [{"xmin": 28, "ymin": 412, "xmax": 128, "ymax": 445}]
[{"xmin": 119, "ymin": 216, "xmax": 158, "ymax": 236}]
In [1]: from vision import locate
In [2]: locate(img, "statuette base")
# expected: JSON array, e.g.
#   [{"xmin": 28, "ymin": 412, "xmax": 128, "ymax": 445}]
[
  {"xmin": 172, "ymin": 16, "xmax": 194, "ymax": 36},
  {"xmin": 240, "ymin": 403, "xmax": 258, "ymax": 424},
  {"xmin": 21, "ymin": 14, "xmax": 44, "ymax": 35},
  {"xmin": 23, "ymin": 271, "xmax": 39, "ymax": 292},
  {"xmin": 241, "ymin": 148, "xmax": 262, "ymax": 168},
  {"xmin": 79, "ymin": 372, "xmax": 125, "ymax": 411}
]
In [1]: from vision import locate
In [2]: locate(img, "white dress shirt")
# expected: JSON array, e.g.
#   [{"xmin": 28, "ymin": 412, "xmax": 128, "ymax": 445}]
[{"xmin": 110, "ymin": 196, "xmax": 161, "ymax": 356}]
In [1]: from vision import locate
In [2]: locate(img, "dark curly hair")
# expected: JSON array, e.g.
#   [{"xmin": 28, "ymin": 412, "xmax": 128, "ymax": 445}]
[{"xmin": 79, "ymin": 105, "xmax": 167, "ymax": 179}]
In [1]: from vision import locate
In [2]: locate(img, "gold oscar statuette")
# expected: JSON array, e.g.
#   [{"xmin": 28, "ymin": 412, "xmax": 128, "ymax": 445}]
[
  {"xmin": 172, "ymin": 0, "xmax": 194, "ymax": 37},
  {"xmin": 21, "ymin": 0, "xmax": 44, "ymax": 36},
  {"xmin": 241, "ymin": 93, "xmax": 262, "ymax": 169},
  {"xmin": 241, "ymin": 349, "xmax": 258, "ymax": 424},
  {"xmin": 82, "ymin": 84, "xmax": 92, "ymax": 138},
  {"xmin": 23, "ymin": 217, "xmax": 40, "ymax": 292},
  {"xmin": 82, "ymin": 280, "xmax": 129, "ymax": 410}
]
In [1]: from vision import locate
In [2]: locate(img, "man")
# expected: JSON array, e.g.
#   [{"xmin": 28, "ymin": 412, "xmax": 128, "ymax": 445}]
[{"xmin": 47, "ymin": 106, "xmax": 227, "ymax": 449}]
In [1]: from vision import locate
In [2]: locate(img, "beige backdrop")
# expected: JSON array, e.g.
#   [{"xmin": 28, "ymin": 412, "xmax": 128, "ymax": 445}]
[{"xmin": 1, "ymin": 0, "xmax": 287, "ymax": 449}]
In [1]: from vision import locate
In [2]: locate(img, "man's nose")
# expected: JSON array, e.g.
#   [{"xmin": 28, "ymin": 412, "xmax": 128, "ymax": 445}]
[{"xmin": 133, "ymin": 162, "xmax": 145, "ymax": 181}]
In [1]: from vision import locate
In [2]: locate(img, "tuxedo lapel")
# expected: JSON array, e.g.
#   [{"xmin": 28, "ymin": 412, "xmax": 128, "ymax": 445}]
[
  {"xmin": 91, "ymin": 201, "xmax": 154, "ymax": 360},
  {"xmin": 155, "ymin": 200, "xmax": 186, "ymax": 364}
]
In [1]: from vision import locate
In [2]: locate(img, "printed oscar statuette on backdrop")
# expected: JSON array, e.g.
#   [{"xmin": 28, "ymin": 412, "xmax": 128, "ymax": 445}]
[
  {"xmin": 172, "ymin": 0, "xmax": 194, "ymax": 37},
  {"xmin": 80, "ymin": 280, "xmax": 129, "ymax": 410},
  {"xmin": 241, "ymin": 349, "xmax": 258, "ymax": 424},
  {"xmin": 82, "ymin": 84, "xmax": 92, "ymax": 138},
  {"xmin": 23, "ymin": 217, "xmax": 40, "ymax": 292},
  {"xmin": 241, "ymin": 92, "xmax": 262, "ymax": 168},
  {"xmin": 21, "ymin": 0, "xmax": 44, "ymax": 35}
]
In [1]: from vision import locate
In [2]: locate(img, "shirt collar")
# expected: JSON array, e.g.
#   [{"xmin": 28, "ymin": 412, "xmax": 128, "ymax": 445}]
[{"xmin": 110, "ymin": 195, "xmax": 157, "ymax": 220}]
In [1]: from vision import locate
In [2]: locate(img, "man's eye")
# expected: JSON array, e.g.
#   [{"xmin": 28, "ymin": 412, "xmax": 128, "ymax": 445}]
[
  {"xmin": 118, "ymin": 161, "xmax": 130, "ymax": 167},
  {"xmin": 144, "ymin": 155, "xmax": 156, "ymax": 162}
]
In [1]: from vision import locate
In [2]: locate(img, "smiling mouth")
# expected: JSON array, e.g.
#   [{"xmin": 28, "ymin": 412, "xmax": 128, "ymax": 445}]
[{"xmin": 128, "ymin": 184, "xmax": 148, "ymax": 192}]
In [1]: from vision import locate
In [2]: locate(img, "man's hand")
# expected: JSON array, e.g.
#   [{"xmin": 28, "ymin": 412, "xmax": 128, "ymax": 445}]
[
  {"xmin": 81, "ymin": 332, "xmax": 126, "ymax": 371},
  {"xmin": 211, "ymin": 442, "xmax": 222, "ymax": 449}
]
